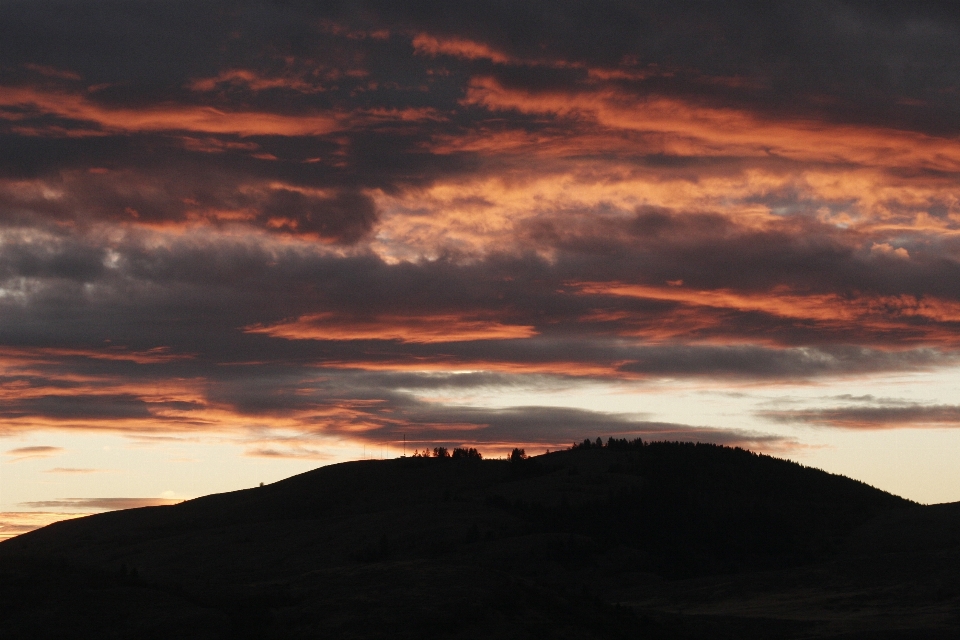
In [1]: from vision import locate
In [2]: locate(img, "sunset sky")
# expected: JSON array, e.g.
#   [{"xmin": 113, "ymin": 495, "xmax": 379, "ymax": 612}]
[{"xmin": 4, "ymin": 0, "xmax": 960, "ymax": 536}]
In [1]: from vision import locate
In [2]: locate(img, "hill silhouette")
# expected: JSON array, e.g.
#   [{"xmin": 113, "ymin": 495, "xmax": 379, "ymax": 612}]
[{"xmin": 2, "ymin": 441, "xmax": 959, "ymax": 638}]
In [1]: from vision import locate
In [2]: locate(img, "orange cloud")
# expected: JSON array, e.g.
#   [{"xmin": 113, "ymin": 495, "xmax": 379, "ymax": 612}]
[
  {"xmin": 369, "ymin": 155, "xmax": 960, "ymax": 264},
  {"xmin": 581, "ymin": 282, "xmax": 960, "ymax": 323},
  {"xmin": 177, "ymin": 136, "xmax": 262, "ymax": 154},
  {"xmin": 23, "ymin": 63, "xmax": 82, "ymax": 81},
  {"xmin": 463, "ymin": 76, "xmax": 960, "ymax": 173},
  {"xmin": 412, "ymin": 32, "xmax": 642, "ymax": 79},
  {"xmin": 870, "ymin": 242, "xmax": 910, "ymax": 259},
  {"xmin": 358, "ymin": 107, "xmax": 447, "ymax": 123},
  {"xmin": 187, "ymin": 69, "xmax": 326, "ymax": 94},
  {"xmin": 246, "ymin": 312, "xmax": 537, "ymax": 343},
  {"xmin": 574, "ymin": 282, "xmax": 960, "ymax": 346},
  {"xmin": 412, "ymin": 33, "xmax": 514, "ymax": 64},
  {"xmin": 0, "ymin": 86, "xmax": 339, "ymax": 137},
  {"xmin": 317, "ymin": 358, "xmax": 630, "ymax": 378},
  {"xmin": 0, "ymin": 512, "xmax": 86, "ymax": 540},
  {"xmin": 244, "ymin": 446, "xmax": 331, "ymax": 460},
  {"xmin": 16, "ymin": 346, "xmax": 191, "ymax": 364},
  {"xmin": 399, "ymin": 134, "xmax": 960, "ymax": 247}
]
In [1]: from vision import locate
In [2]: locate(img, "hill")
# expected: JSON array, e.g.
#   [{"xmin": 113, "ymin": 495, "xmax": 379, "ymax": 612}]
[{"xmin": 2, "ymin": 441, "xmax": 958, "ymax": 638}]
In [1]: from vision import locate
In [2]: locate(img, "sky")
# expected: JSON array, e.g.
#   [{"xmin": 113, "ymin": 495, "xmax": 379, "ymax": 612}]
[{"xmin": 4, "ymin": 0, "xmax": 960, "ymax": 536}]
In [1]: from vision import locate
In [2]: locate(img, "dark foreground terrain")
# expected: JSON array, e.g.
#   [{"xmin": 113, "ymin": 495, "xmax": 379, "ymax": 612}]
[{"xmin": 3, "ymin": 441, "xmax": 959, "ymax": 638}]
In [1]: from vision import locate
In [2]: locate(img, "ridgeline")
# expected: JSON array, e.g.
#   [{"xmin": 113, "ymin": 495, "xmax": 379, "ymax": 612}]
[{"xmin": 3, "ymin": 441, "xmax": 959, "ymax": 639}]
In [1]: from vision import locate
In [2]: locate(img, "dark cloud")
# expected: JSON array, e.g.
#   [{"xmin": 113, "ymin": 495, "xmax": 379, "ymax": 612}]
[
  {"xmin": 0, "ymin": 394, "xmax": 199, "ymax": 422},
  {"xmin": 2, "ymin": 228, "xmax": 958, "ymax": 410},
  {"xmin": 258, "ymin": 188, "xmax": 378, "ymax": 243},
  {"xmin": 760, "ymin": 403, "xmax": 960, "ymax": 429},
  {"xmin": 375, "ymin": 0, "xmax": 960, "ymax": 133},
  {"xmin": 615, "ymin": 345, "xmax": 954, "ymax": 377},
  {"xmin": 18, "ymin": 497, "xmax": 181, "ymax": 510},
  {"xmin": 5, "ymin": 445, "xmax": 63, "ymax": 459},
  {"xmin": 342, "ymin": 403, "xmax": 794, "ymax": 452},
  {"xmin": 293, "ymin": 389, "xmax": 767, "ymax": 449},
  {"xmin": 0, "ymin": 230, "xmax": 106, "ymax": 281},
  {"xmin": 0, "ymin": 164, "xmax": 384, "ymax": 242}
]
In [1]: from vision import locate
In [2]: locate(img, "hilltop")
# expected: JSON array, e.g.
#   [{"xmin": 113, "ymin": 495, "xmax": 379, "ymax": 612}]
[{"xmin": 2, "ymin": 441, "xmax": 958, "ymax": 638}]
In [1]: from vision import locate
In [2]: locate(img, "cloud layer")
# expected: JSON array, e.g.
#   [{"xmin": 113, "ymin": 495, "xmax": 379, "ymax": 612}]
[{"xmin": 3, "ymin": 1, "xmax": 960, "ymax": 451}]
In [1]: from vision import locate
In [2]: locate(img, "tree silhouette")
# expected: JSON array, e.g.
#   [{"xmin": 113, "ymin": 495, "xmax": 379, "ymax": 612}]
[{"xmin": 452, "ymin": 447, "xmax": 482, "ymax": 460}]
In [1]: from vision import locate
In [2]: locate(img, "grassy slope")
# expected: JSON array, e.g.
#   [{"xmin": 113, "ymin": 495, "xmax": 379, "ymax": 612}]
[{"xmin": 3, "ymin": 442, "xmax": 956, "ymax": 639}]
